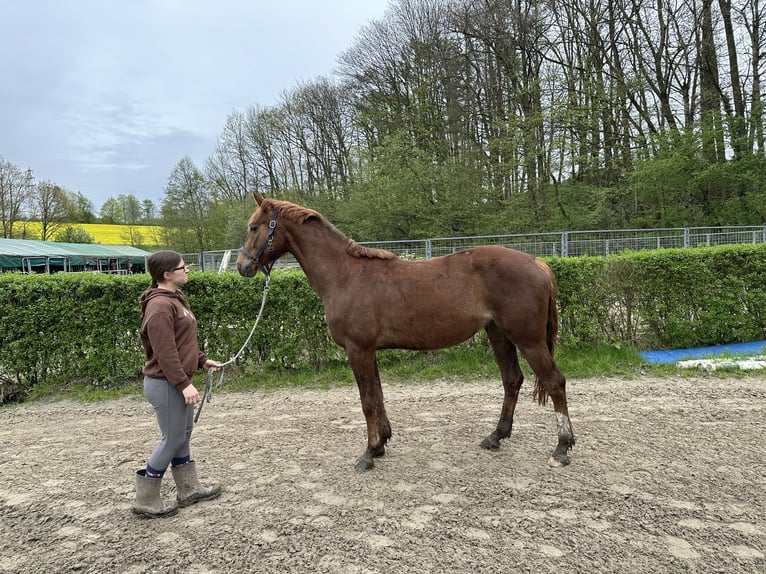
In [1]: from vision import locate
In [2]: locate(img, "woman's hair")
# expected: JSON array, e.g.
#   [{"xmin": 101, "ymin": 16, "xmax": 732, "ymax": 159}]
[
  {"xmin": 146, "ymin": 250, "xmax": 183, "ymax": 287},
  {"xmin": 142, "ymin": 250, "xmax": 190, "ymax": 308}
]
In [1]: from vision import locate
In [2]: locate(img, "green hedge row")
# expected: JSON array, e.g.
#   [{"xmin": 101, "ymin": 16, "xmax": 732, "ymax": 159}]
[
  {"xmin": 549, "ymin": 244, "xmax": 766, "ymax": 349},
  {"xmin": 1, "ymin": 244, "xmax": 764, "ymax": 402}
]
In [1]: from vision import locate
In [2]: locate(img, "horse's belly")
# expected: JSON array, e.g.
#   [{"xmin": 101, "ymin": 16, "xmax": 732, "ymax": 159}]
[
  {"xmin": 378, "ymin": 312, "xmax": 488, "ymax": 351},
  {"xmin": 325, "ymin": 277, "xmax": 493, "ymax": 351}
]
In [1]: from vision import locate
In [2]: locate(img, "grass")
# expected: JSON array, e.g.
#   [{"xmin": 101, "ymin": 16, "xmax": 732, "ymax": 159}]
[
  {"xmin": 24, "ymin": 378, "xmax": 144, "ymax": 403},
  {"xmin": 10, "ymin": 342, "xmax": 744, "ymax": 406},
  {"xmin": 194, "ymin": 342, "xmax": 649, "ymax": 396}
]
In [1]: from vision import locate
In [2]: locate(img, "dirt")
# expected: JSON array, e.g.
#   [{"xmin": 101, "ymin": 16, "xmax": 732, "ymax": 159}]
[{"xmin": 1, "ymin": 374, "xmax": 765, "ymax": 573}]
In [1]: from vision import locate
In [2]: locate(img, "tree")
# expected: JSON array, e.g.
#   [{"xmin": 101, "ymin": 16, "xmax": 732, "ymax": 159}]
[
  {"xmin": 196, "ymin": 0, "xmax": 765, "ymax": 236},
  {"xmin": 699, "ymin": 0, "xmax": 726, "ymax": 163},
  {"xmin": 99, "ymin": 198, "xmax": 124, "ymax": 223},
  {"xmin": 0, "ymin": 158, "xmax": 33, "ymax": 238},
  {"xmin": 72, "ymin": 192, "xmax": 96, "ymax": 223},
  {"xmin": 120, "ymin": 226, "xmax": 146, "ymax": 248},
  {"xmin": 206, "ymin": 109, "xmax": 257, "ymax": 202},
  {"xmin": 55, "ymin": 225, "xmax": 95, "ymax": 243},
  {"xmin": 142, "ymin": 199, "xmax": 157, "ymax": 222},
  {"xmin": 718, "ymin": 0, "xmax": 747, "ymax": 159},
  {"xmin": 118, "ymin": 194, "xmax": 143, "ymax": 224},
  {"xmin": 161, "ymin": 157, "xmax": 213, "ymax": 252},
  {"xmin": 738, "ymin": 0, "xmax": 765, "ymax": 156},
  {"xmin": 342, "ymin": 132, "xmax": 446, "ymax": 240},
  {"xmin": 32, "ymin": 181, "xmax": 75, "ymax": 241}
]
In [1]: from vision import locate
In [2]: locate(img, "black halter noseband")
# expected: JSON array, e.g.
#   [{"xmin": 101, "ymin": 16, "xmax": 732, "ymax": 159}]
[{"xmin": 239, "ymin": 208, "xmax": 279, "ymax": 276}]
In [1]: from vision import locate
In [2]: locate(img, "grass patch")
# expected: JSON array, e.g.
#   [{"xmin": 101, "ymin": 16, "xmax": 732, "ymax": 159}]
[
  {"xmin": 219, "ymin": 342, "xmax": 648, "ymax": 393},
  {"xmin": 2, "ymin": 342, "xmax": 679, "ymax": 405},
  {"xmin": 555, "ymin": 343, "xmax": 646, "ymax": 379},
  {"xmin": 226, "ymin": 361, "xmax": 356, "ymax": 392},
  {"xmin": 22, "ymin": 378, "xmax": 144, "ymax": 403}
]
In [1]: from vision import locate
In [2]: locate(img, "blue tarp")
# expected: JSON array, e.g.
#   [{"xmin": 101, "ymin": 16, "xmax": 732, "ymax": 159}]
[{"xmin": 641, "ymin": 340, "xmax": 766, "ymax": 365}]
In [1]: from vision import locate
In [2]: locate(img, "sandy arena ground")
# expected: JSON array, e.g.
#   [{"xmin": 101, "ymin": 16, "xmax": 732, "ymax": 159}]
[{"xmin": 1, "ymin": 374, "xmax": 764, "ymax": 573}]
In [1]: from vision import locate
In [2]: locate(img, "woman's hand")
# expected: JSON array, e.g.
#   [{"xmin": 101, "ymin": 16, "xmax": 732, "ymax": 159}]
[
  {"xmin": 204, "ymin": 359, "xmax": 223, "ymax": 372},
  {"xmin": 182, "ymin": 384, "xmax": 201, "ymax": 405}
]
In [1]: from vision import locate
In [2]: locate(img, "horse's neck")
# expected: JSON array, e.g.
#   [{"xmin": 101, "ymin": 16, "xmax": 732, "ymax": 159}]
[{"xmin": 285, "ymin": 220, "xmax": 349, "ymax": 300}]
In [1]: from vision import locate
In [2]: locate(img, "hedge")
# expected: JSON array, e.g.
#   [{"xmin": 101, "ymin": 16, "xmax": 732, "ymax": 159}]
[
  {"xmin": 548, "ymin": 244, "xmax": 766, "ymax": 349},
  {"xmin": 1, "ymin": 244, "xmax": 765, "ymax": 403}
]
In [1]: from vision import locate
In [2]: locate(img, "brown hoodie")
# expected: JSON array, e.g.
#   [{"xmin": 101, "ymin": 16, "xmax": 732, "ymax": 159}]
[{"xmin": 139, "ymin": 288, "xmax": 207, "ymax": 390}]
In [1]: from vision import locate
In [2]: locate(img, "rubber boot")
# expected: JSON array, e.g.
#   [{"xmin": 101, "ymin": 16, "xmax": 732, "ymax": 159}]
[
  {"xmin": 171, "ymin": 461, "xmax": 222, "ymax": 507},
  {"xmin": 132, "ymin": 469, "xmax": 178, "ymax": 518}
]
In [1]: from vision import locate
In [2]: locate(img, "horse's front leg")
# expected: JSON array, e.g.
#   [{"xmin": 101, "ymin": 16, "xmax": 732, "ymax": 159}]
[{"xmin": 346, "ymin": 346, "xmax": 391, "ymax": 472}]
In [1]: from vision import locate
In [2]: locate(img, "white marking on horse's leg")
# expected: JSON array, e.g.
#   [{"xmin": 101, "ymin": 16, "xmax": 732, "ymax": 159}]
[
  {"xmin": 547, "ymin": 411, "xmax": 574, "ymax": 467},
  {"xmin": 555, "ymin": 412, "xmax": 573, "ymax": 443}
]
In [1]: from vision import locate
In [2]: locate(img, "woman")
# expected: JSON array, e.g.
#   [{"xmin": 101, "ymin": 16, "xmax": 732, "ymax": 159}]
[{"xmin": 133, "ymin": 250, "xmax": 223, "ymax": 518}]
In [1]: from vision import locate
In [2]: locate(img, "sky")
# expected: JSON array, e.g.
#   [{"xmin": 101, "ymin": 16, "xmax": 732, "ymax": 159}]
[{"xmin": 0, "ymin": 0, "xmax": 391, "ymax": 212}]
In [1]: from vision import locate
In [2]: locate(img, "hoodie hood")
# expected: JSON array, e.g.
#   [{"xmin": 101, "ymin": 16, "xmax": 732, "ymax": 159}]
[{"xmin": 140, "ymin": 288, "xmax": 182, "ymax": 317}]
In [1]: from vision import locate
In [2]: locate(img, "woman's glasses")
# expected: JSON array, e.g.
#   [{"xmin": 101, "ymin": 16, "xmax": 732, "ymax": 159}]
[{"xmin": 173, "ymin": 264, "xmax": 189, "ymax": 272}]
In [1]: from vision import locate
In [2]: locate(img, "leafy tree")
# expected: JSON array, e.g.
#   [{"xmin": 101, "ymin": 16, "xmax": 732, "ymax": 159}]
[
  {"xmin": 72, "ymin": 192, "xmax": 96, "ymax": 223},
  {"xmin": 205, "ymin": 199, "xmax": 254, "ymax": 250},
  {"xmin": 627, "ymin": 131, "xmax": 707, "ymax": 227},
  {"xmin": 11, "ymin": 0, "xmax": 765, "ymax": 245},
  {"xmin": 32, "ymin": 181, "xmax": 75, "ymax": 241},
  {"xmin": 161, "ymin": 157, "xmax": 213, "ymax": 252},
  {"xmin": 0, "ymin": 158, "xmax": 33, "ymax": 238},
  {"xmin": 55, "ymin": 225, "xmax": 95, "ymax": 243},
  {"xmin": 341, "ymin": 132, "xmax": 445, "ymax": 240},
  {"xmin": 100, "ymin": 198, "xmax": 124, "ymax": 224},
  {"xmin": 118, "ymin": 194, "xmax": 143, "ymax": 224},
  {"xmin": 142, "ymin": 199, "xmax": 157, "ymax": 222},
  {"xmin": 120, "ymin": 226, "xmax": 146, "ymax": 248}
]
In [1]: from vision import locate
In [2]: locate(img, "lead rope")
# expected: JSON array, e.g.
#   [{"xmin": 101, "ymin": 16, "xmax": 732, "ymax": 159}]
[{"xmin": 195, "ymin": 275, "xmax": 271, "ymax": 423}]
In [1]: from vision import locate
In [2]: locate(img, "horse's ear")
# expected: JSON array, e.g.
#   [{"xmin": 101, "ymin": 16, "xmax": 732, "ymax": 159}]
[{"xmin": 253, "ymin": 191, "xmax": 265, "ymax": 205}]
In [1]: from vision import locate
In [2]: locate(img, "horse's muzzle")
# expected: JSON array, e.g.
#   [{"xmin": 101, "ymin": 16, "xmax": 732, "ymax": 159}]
[{"xmin": 236, "ymin": 260, "xmax": 257, "ymax": 278}]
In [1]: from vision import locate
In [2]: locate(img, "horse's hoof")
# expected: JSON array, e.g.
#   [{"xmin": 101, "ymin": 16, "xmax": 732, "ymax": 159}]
[
  {"xmin": 547, "ymin": 454, "xmax": 570, "ymax": 468},
  {"xmin": 355, "ymin": 456, "xmax": 374, "ymax": 472},
  {"xmin": 480, "ymin": 437, "xmax": 500, "ymax": 451}
]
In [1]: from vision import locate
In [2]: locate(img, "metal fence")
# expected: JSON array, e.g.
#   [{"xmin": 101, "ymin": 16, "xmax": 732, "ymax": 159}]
[{"xmin": 183, "ymin": 225, "xmax": 766, "ymax": 272}]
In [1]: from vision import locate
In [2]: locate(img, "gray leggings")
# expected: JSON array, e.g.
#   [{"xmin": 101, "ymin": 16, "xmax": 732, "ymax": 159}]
[{"xmin": 143, "ymin": 376, "xmax": 194, "ymax": 472}]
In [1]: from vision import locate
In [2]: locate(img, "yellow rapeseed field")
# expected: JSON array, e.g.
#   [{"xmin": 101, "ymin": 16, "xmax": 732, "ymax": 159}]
[
  {"xmin": 13, "ymin": 222, "xmax": 163, "ymax": 246},
  {"xmin": 78, "ymin": 224, "xmax": 163, "ymax": 245}
]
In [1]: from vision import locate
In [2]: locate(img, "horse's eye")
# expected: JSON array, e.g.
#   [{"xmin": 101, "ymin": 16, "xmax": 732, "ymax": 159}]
[{"xmin": 249, "ymin": 225, "xmax": 258, "ymax": 233}]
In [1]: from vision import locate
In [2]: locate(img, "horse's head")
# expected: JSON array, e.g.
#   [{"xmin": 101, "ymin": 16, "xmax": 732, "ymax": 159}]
[{"xmin": 236, "ymin": 192, "xmax": 286, "ymax": 278}]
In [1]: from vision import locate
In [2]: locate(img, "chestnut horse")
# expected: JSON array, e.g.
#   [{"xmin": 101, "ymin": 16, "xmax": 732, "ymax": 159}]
[{"xmin": 237, "ymin": 193, "xmax": 575, "ymax": 471}]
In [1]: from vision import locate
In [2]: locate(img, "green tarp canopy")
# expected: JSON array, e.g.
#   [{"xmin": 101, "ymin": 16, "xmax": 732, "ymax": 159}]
[{"xmin": 0, "ymin": 238, "xmax": 149, "ymax": 272}]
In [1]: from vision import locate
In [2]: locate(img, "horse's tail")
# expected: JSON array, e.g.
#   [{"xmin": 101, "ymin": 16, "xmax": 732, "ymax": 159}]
[
  {"xmin": 542, "ymin": 260, "xmax": 559, "ymax": 357},
  {"xmin": 533, "ymin": 259, "xmax": 559, "ymax": 405}
]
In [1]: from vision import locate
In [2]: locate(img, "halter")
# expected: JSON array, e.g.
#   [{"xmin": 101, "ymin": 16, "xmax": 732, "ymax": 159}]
[{"xmin": 239, "ymin": 208, "xmax": 279, "ymax": 276}]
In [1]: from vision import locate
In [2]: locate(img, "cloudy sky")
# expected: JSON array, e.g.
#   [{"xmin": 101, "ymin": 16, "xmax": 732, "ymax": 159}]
[{"xmin": 0, "ymin": 0, "xmax": 390, "ymax": 212}]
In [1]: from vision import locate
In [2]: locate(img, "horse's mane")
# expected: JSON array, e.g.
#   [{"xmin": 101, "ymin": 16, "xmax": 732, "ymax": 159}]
[
  {"xmin": 346, "ymin": 240, "xmax": 397, "ymax": 260},
  {"xmin": 271, "ymin": 199, "xmax": 397, "ymax": 261}
]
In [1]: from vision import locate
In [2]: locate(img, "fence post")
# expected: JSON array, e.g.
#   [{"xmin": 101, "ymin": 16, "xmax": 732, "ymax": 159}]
[
  {"xmin": 425, "ymin": 239, "xmax": 432, "ymax": 259},
  {"xmin": 684, "ymin": 228, "xmax": 690, "ymax": 248},
  {"xmin": 561, "ymin": 232, "xmax": 568, "ymax": 257}
]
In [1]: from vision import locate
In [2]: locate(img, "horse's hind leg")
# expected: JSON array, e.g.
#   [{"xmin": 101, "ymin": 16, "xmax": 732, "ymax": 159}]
[
  {"xmin": 522, "ymin": 345, "xmax": 575, "ymax": 467},
  {"xmin": 346, "ymin": 345, "xmax": 392, "ymax": 472},
  {"xmin": 480, "ymin": 322, "xmax": 524, "ymax": 451}
]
